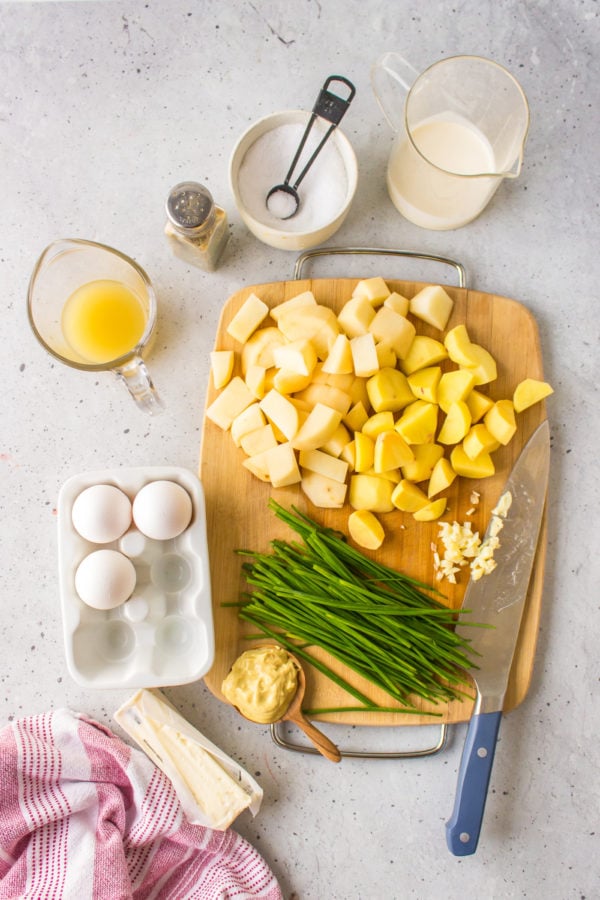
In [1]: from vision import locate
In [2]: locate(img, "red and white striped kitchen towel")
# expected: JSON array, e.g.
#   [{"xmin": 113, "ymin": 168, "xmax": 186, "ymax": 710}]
[{"xmin": 0, "ymin": 709, "xmax": 282, "ymax": 900}]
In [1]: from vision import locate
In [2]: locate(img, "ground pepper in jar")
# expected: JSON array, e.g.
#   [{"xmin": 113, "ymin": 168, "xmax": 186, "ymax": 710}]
[{"xmin": 165, "ymin": 181, "xmax": 229, "ymax": 271}]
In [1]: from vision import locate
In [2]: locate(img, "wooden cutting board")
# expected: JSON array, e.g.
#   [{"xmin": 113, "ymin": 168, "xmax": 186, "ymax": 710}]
[{"xmin": 199, "ymin": 278, "xmax": 549, "ymax": 726}]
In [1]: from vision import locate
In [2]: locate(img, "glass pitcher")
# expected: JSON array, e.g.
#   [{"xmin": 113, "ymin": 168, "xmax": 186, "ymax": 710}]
[
  {"xmin": 371, "ymin": 53, "xmax": 530, "ymax": 230},
  {"xmin": 27, "ymin": 239, "xmax": 164, "ymax": 414}
]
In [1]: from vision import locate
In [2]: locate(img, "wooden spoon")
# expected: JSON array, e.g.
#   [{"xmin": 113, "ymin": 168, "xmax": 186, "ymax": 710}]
[{"xmin": 280, "ymin": 652, "xmax": 341, "ymax": 763}]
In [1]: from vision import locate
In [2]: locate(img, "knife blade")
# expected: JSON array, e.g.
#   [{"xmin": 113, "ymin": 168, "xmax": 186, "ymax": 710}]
[{"xmin": 445, "ymin": 419, "xmax": 550, "ymax": 856}]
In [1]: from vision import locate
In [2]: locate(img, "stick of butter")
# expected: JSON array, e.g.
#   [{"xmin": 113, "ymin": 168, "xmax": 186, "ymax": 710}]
[{"xmin": 114, "ymin": 688, "xmax": 263, "ymax": 831}]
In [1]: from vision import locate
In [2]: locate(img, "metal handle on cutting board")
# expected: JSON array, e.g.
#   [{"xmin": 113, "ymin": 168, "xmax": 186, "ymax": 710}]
[
  {"xmin": 269, "ymin": 246, "xmax": 466, "ymax": 760},
  {"xmin": 293, "ymin": 246, "xmax": 467, "ymax": 287}
]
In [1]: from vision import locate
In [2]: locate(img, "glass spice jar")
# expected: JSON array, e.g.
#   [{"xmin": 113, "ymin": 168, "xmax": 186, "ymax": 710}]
[{"xmin": 164, "ymin": 181, "xmax": 229, "ymax": 271}]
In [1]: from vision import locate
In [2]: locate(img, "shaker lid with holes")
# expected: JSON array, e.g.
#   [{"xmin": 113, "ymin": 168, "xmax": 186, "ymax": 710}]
[{"xmin": 166, "ymin": 181, "xmax": 215, "ymax": 232}]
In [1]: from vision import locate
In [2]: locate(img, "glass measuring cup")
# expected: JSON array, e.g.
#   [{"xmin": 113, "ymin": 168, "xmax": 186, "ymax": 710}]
[
  {"xmin": 27, "ymin": 239, "xmax": 163, "ymax": 414},
  {"xmin": 371, "ymin": 53, "xmax": 530, "ymax": 230}
]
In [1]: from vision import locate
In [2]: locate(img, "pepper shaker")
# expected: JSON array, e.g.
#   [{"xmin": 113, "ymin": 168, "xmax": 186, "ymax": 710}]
[{"xmin": 165, "ymin": 181, "xmax": 229, "ymax": 271}]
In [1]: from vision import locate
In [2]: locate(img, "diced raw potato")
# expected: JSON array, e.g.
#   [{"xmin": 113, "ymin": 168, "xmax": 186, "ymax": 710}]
[
  {"xmin": 320, "ymin": 422, "xmax": 351, "ymax": 458},
  {"xmin": 277, "ymin": 305, "xmax": 339, "ymax": 359},
  {"xmin": 466, "ymin": 388, "xmax": 494, "ymax": 423},
  {"xmin": 348, "ymin": 509, "xmax": 385, "ymax": 550},
  {"xmin": 351, "ymin": 276, "xmax": 390, "ymax": 306},
  {"xmin": 399, "ymin": 336, "xmax": 448, "ymax": 375},
  {"xmin": 437, "ymin": 401, "xmax": 472, "ymax": 445},
  {"xmin": 244, "ymin": 364, "xmax": 267, "ymax": 399},
  {"xmin": 383, "ymin": 292, "xmax": 410, "ymax": 317},
  {"xmin": 366, "ymin": 367, "xmax": 414, "ymax": 413},
  {"xmin": 291, "ymin": 403, "xmax": 343, "ymax": 451},
  {"xmin": 337, "ymin": 296, "xmax": 376, "ymax": 337},
  {"xmin": 294, "ymin": 382, "xmax": 352, "ymax": 415},
  {"xmin": 242, "ymin": 450, "xmax": 271, "ymax": 482},
  {"xmin": 265, "ymin": 442, "xmax": 302, "ymax": 488},
  {"xmin": 349, "ymin": 474, "xmax": 394, "ymax": 512},
  {"xmin": 230, "ymin": 403, "xmax": 266, "ymax": 448},
  {"xmin": 226, "ymin": 293, "xmax": 270, "ymax": 343},
  {"xmin": 259, "ymin": 389, "xmax": 300, "ymax": 441},
  {"xmin": 427, "ymin": 457, "xmax": 457, "ymax": 498},
  {"xmin": 269, "ymin": 290, "xmax": 316, "ymax": 322},
  {"xmin": 407, "ymin": 366, "xmax": 442, "ymax": 403},
  {"xmin": 298, "ymin": 448, "xmax": 349, "ymax": 483},
  {"xmin": 210, "ymin": 350, "xmax": 235, "ymax": 389},
  {"xmin": 347, "ymin": 375, "xmax": 371, "ymax": 409},
  {"xmin": 365, "ymin": 465, "xmax": 401, "ymax": 483},
  {"xmin": 240, "ymin": 423, "xmax": 278, "ymax": 456},
  {"xmin": 362, "ymin": 410, "xmax": 395, "ymax": 438},
  {"xmin": 513, "ymin": 378, "xmax": 554, "ymax": 412},
  {"xmin": 450, "ymin": 445, "xmax": 496, "ymax": 479},
  {"xmin": 301, "ymin": 470, "xmax": 347, "ymax": 508},
  {"xmin": 273, "ymin": 369, "xmax": 312, "ymax": 394},
  {"xmin": 463, "ymin": 424, "xmax": 500, "ymax": 460},
  {"xmin": 272, "ymin": 338, "xmax": 317, "ymax": 376},
  {"xmin": 368, "ymin": 307, "xmax": 416, "ymax": 359},
  {"xmin": 340, "ymin": 440, "xmax": 356, "ymax": 469},
  {"xmin": 462, "ymin": 343, "xmax": 497, "ymax": 385},
  {"xmin": 413, "ymin": 498, "xmax": 447, "ymax": 521},
  {"xmin": 444, "ymin": 324, "xmax": 476, "ymax": 366},
  {"xmin": 205, "ymin": 377, "xmax": 255, "ymax": 430},
  {"xmin": 395, "ymin": 400, "xmax": 438, "ymax": 444},
  {"xmin": 400, "ymin": 443, "xmax": 444, "ymax": 483},
  {"xmin": 354, "ymin": 431, "xmax": 375, "ymax": 473},
  {"xmin": 308, "ymin": 363, "xmax": 329, "ymax": 385},
  {"xmin": 321, "ymin": 333, "xmax": 354, "ymax": 375},
  {"xmin": 484, "ymin": 399, "xmax": 517, "ymax": 445},
  {"xmin": 241, "ymin": 327, "xmax": 286, "ymax": 374},
  {"xmin": 391, "ymin": 479, "xmax": 429, "ymax": 512},
  {"xmin": 375, "ymin": 341, "xmax": 397, "ymax": 369},
  {"xmin": 350, "ymin": 333, "xmax": 379, "ymax": 378},
  {"xmin": 321, "ymin": 370, "xmax": 355, "ymax": 392},
  {"xmin": 409, "ymin": 284, "xmax": 454, "ymax": 331},
  {"xmin": 374, "ymin": 431, "xmax": 414, "ymax": 472},
  {"xmin": 343, "ymin": 401, "xmax": 369, "ymax": 432},
  {"xmin": 437, "ymin": 369, "xmax": 476, "ymax": 413}
]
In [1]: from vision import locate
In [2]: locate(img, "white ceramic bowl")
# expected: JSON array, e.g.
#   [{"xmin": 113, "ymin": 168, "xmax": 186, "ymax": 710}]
[{"xmin": 229, "ymin": 109, "xmax": 358, "ymax": 251}]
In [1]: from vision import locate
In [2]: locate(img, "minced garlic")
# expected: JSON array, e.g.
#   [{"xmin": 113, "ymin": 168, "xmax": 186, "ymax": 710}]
[{"xmin": 432, "ymin": 491, "xmax": 512, "ymax": 584}]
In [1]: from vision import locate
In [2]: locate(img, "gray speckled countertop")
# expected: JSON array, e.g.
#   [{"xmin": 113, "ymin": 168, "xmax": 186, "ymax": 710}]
[{"xmin": 1, "ymin": 2, "xmax": 599, "ymax": 898}]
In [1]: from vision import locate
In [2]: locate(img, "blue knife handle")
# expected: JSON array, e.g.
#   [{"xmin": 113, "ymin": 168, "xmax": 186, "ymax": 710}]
[{"xmin": 445, "ymin": 710, "xmax": 502, "ymax": 856}]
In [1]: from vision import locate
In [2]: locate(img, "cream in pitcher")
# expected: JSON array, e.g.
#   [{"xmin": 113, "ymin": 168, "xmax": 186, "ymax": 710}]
[{"xmin": 371, "ymin": 53, "xmax": 530, "ymax": 230}]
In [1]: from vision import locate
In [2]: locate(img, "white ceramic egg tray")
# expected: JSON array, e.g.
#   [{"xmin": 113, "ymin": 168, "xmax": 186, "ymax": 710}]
[{"xmin": 57, "ymin": 467, "xmax": 214, "ymax": 689}]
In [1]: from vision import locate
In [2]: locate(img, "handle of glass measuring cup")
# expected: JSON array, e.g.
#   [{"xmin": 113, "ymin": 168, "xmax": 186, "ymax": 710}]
[
  {"xmin": 114, "ymin": 356, "xmax": 165, "ymax": 415},
  {"xmin": 370, "ymin": 52, "xmax": 420, "ymax": 133}
]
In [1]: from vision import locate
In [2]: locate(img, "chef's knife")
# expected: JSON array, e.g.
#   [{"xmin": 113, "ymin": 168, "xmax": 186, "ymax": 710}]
[{"xmin": 445, "ymin": 419, "xmax": 550, "ymax": 856}]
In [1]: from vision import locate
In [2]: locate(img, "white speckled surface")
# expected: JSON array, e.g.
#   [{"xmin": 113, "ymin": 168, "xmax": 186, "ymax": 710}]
[{"xmin": 1, "ymin": 2, "xmax": 599, "ymax": 897}]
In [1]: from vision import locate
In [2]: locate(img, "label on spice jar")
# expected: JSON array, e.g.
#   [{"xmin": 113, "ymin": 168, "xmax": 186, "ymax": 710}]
[{"xmin": 237, "ymin": 122, "xmax": 349, "ymax": 232}]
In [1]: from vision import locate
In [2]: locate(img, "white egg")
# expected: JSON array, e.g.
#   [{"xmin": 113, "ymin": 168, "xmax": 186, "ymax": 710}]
[
  {"xmin": 75, "ymin": 549, "xmax": 137, "ymax": 610},
  {"xmin": 72, "ymin": 484, "xmax": 132, "ymax": 544},
  {"xmin": 132, "ymin": 480, "xmax": 193, "ymax": 541}
]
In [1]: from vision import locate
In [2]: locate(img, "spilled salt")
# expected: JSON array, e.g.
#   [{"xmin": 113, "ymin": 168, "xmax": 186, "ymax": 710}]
[{"xmin": 237, "ymin": 122, "xmax": 349, "ymax": 233}]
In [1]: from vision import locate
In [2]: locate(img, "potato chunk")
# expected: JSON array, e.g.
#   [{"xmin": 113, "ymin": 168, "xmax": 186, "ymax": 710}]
[
  {"xmin": 484, "ymin": 399, "xmax": 517, "ymax": 445},
  {"xmin": 513, "ymin": 378, "xmax": 554, "ymax": 412},
  {"xmin": 226, "ymin": 293, "xmax": 269, "ymax": 343},
  {"xmin": 349, "ymin": 474, "xmax": 394, "ymax": 512},
  {"xmin": 409, "ymin": 284, "xmax": 454, "ymax": 331},
  {"xmin": 348, "ymin": 509, "xmax": 385, "ymax": 549},
  {"xmin": 366, "ymin": 367, "xmax": 414, "ymax": 413}
]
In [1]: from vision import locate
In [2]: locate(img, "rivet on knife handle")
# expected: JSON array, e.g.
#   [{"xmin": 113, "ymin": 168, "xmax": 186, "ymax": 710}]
[{"xmin": 445, "ymin": 710, "xmax": 502, "ymax": 855}]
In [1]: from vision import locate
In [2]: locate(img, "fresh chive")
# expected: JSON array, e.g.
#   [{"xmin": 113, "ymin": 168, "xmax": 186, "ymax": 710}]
[{"xmin": 232, "ymin": 500, "xmax": 479, "ymax": 713}]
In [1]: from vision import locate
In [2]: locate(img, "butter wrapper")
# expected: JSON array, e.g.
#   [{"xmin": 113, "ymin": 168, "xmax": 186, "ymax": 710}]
[{"xmin": 114, "ymin": 688, "xmax": 263, "ymax": 830}]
